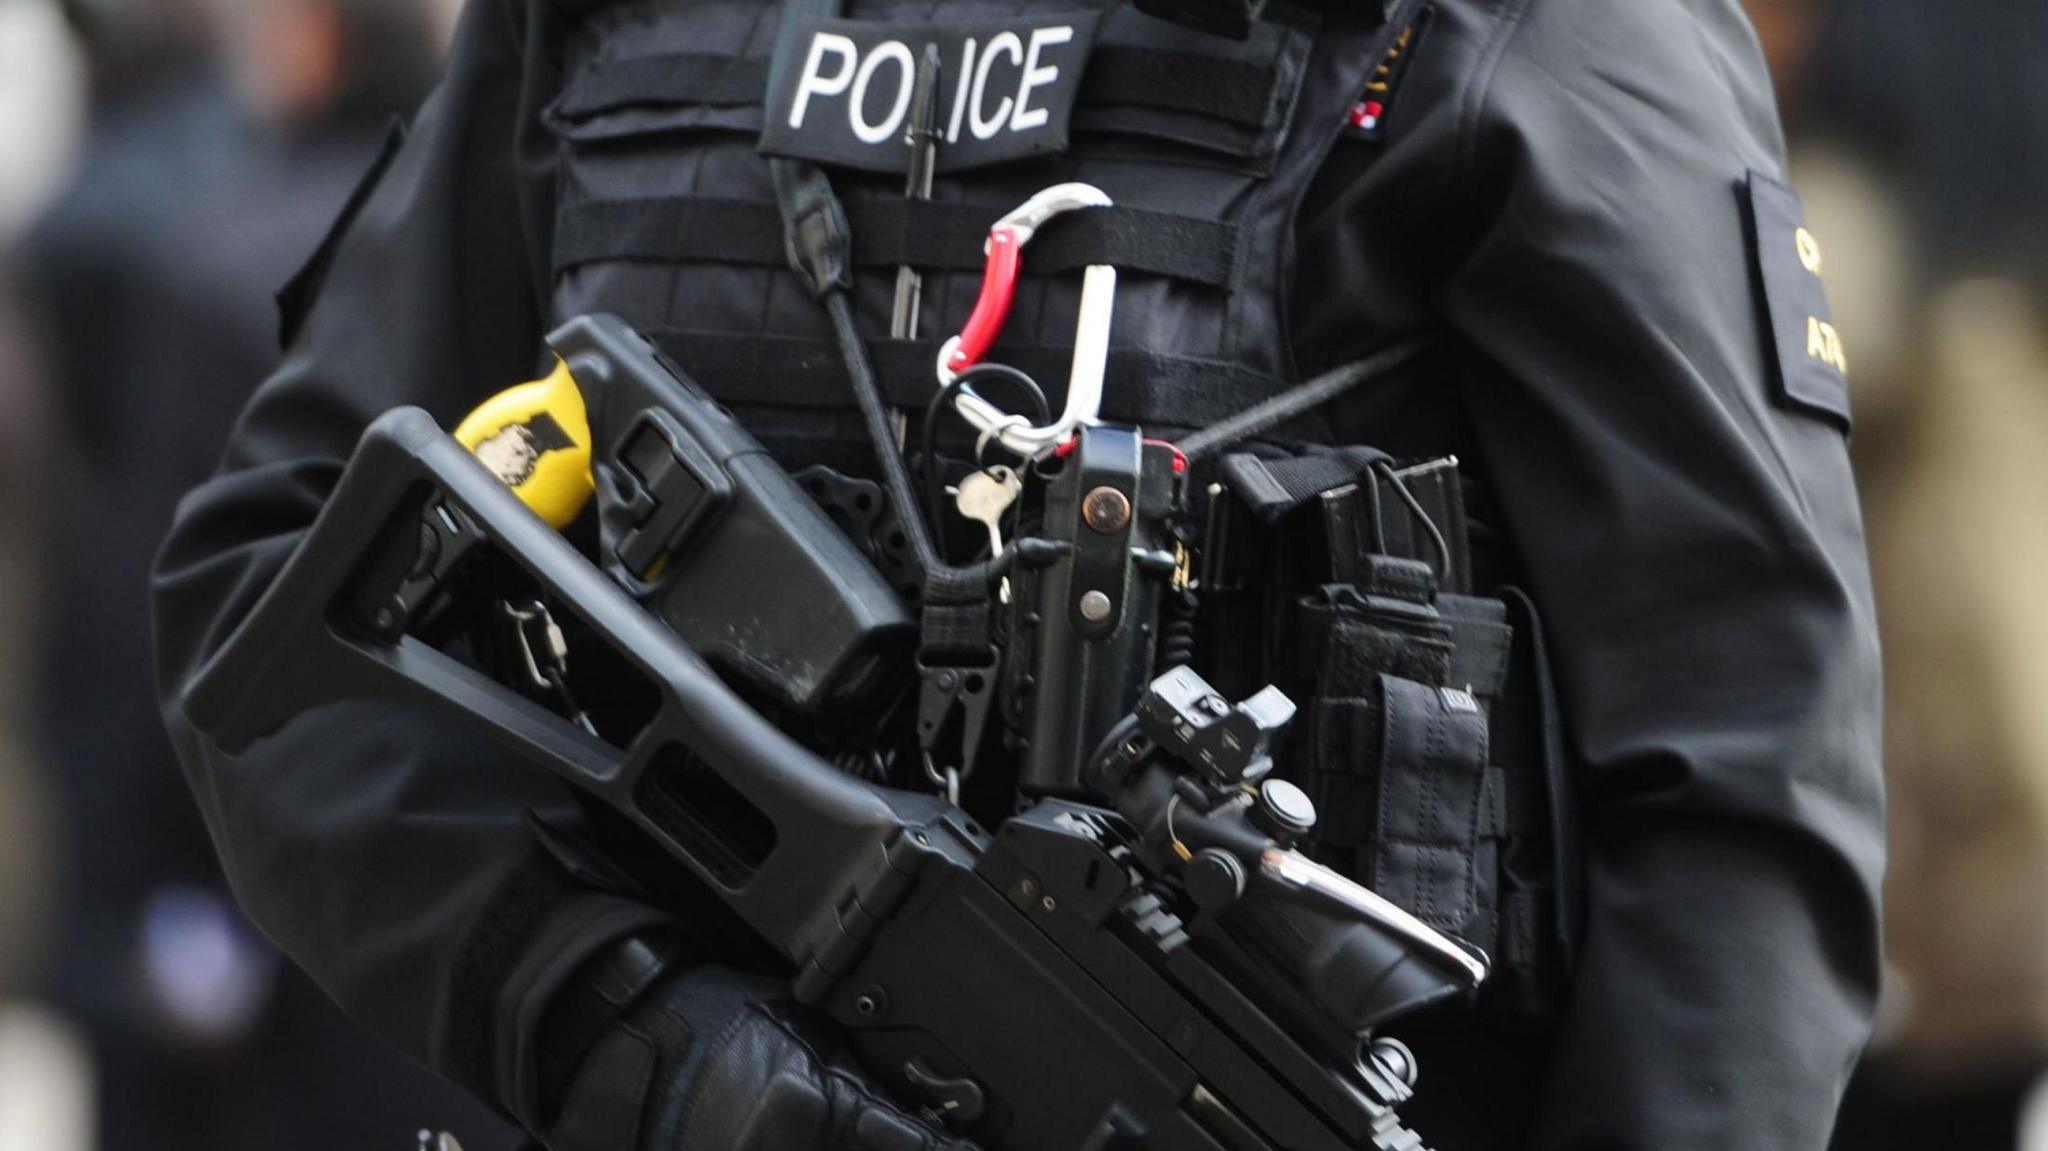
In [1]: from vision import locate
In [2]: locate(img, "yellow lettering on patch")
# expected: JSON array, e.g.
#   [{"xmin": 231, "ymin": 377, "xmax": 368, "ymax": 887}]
[
  {"xmin": 1807, "ymin": 316, "xmax": 1848, "ymax": 375},
  {"xmin": 1796, "ymin": 227, "xmax": 1824, "ymax": 275}
]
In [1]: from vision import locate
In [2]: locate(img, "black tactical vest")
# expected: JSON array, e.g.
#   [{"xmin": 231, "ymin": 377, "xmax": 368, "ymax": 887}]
[
  {"xmin": 545, "ymin": 0, "xmax": 1385, "ymax": 450},
  {"xmin": 541, "ymin": 0, "xmax": 1573, "ymax": 1013}
]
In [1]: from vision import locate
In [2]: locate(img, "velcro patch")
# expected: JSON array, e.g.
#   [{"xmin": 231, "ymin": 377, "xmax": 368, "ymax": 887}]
[
  {"xmin": 1747, "ymin": 171, "xmax": 1851, "ymax": 430},
  {"xmin": 761, "ymin": 13, "xmax": 1101, "ymax": 175}
]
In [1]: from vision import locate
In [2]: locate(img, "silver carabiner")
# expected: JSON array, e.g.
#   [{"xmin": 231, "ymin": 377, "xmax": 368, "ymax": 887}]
[{"xmin": 936, "ymin": 182, "xmax": 1117, "ymax": 459}]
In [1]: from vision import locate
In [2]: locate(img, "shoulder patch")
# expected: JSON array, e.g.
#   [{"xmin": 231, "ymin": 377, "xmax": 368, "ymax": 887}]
[{"xmin": 1746, "ymin": 171, "xmax": 1851, "ymax": 431}]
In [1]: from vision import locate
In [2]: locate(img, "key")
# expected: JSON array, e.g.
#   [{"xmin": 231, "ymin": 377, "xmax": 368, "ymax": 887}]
[
  {"xmin": 955, "ymin": 465, "xmax": 1021, "ymax": 557},
  {"xmin": 955, "ymin": 465, "xmax": 1022, "ymax": 600}
]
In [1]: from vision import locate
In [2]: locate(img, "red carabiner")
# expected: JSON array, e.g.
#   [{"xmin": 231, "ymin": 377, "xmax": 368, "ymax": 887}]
[
  {"xmin": 947, "ymin": 226, "xmax": 1022, "ymax": 374},
  {"xmin": 937, "ymin": 183, "xmax": 1116, "ymax": 457}
]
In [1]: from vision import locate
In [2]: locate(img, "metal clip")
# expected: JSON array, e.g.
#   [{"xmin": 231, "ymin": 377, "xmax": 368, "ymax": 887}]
[
  {"xmin": 936, "ymin": 183, "xmax": 1118, "ymax": 458},
  {"xmin": 501, "ymin": 599, "xmax": 598, "ymax": 737},
  {"xmin": 502, "ymin": 599, "xmax": 570, "ymax": 691},
  {"xmin": 916, "ymin": 654, "xmax": 998, "ymax": 802}
]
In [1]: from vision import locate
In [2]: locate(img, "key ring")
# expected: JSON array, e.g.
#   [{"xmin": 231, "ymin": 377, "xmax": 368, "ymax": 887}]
[
  {"xmin": 922, "ymin": 752, "xmax": 963, "ymax": 806},
  {"xmin": 974, "ymin": 414, "xmax": 1031, "ymax": 465}
]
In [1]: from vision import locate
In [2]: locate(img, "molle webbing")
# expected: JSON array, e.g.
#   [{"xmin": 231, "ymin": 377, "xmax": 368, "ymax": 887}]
[
  {"xmin": 543, "ymin": 1, "xmax": 1397, "ymax": 438},
  {"xmin": 644, "ymin": 330, "xmax": 1313, "ymax": 433},
  {"xmin": 555, "ymin": 197, "xmax": 1241, "ymax": 288}
]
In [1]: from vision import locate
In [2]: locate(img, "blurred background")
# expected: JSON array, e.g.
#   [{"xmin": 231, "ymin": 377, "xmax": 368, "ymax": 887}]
[
  {"xmin": 0, "ymin": 0, "xmax": 517, "ymax": 1145},
  {"xmin": 0, "ymin": 0, "xmax": 2041, "ymax": 1147}
]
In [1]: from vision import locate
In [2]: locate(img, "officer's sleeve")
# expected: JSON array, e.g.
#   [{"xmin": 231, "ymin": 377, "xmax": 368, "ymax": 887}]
[
  {"xmin": 1433, "ymin": 2, "xmax": 1883, "ymax": 1146},
  {"xmin": 151, "ymin": 0, "xmax": 674, "ymax": 1127}
]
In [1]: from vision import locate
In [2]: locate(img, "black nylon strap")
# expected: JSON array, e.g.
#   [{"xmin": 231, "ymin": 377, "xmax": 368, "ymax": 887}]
[
  {"xmin": 647, "ymin": 330, "xmax": 1292, "ymax": 431},
  {"xmin": 1482, "ymin": 766, "xmax": 1509, "ymax": 838},
  {"xmin": 556, "ymin": 197, "xmax": 1240, "ymax": 288},
  {"xmin": 851, "ymin": 200, "xmax": 1239, "ymax": 287},
  {"xmin": 921, "ymin": 566, "xmax": 996, "ymax": 663},
  {"xmin": 1477, "ymin": 758, "xmax": 1547, "ymax": 840},
  {"xmin": 1080, "ymin": 47, "xmax": 1278, "ymax": 128},
  {"xmin": 555, "ymin": 54, "xmax": 770, "ymax": 119},
  {"xmin": 1438, "ymin": 594, "xmax": 1513, "ymax": 697},
  {"xmin": 1498, "ymin": 888, "xmax": 1551, "ymax": 975}
]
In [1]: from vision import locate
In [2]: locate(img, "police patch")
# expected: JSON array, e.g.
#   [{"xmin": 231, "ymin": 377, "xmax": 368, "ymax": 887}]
[
  {"xmin": 1747, "ymin": 171, "xmax": 1851, "ymax": 430},
  {"xmin": 761, "ymin": 13, "xmax": 1101, "ymax": 174}
]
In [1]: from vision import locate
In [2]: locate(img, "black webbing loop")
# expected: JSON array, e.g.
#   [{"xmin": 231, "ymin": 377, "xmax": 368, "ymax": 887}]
[
  {"xmin": 555, "ymin": 197, "xmax": 1240, "ymax": 288},
  {"xmin": 1080, "ymin": 47, "xmax": 1278, "ymax": 128},
  {"xmin": 1439, "ymin": 596, "xmax": 1513, "ymax": 697},
  {"xmin": 647, "ymin": 330, "xmax": 1295, "ymax": 432},
  {"xmin": 771, "ymin": 161, "xmax": 855, "ymax": 301},
  {"xmin": 920, "ymin": 566, "xmax": 997, "ymax": 664},
  {"xmin": 850, "ymin": 200, "xmax": 1239, "ymax": 287}
]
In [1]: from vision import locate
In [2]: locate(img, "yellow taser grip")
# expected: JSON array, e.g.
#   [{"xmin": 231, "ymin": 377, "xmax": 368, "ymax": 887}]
[{"xmin": 453, "ymin": 357, "xmax": 595, "ymax": 529}]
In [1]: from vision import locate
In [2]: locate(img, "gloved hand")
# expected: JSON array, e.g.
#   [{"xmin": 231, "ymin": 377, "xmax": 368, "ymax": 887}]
[{"xmin": 541, "ymin": 951, "xmax": 978, "ymax": 1151}]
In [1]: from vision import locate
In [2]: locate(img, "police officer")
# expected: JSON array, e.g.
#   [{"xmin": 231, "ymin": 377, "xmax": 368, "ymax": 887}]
[{"xmin": 152, "ymin": 0, "xmax": 1884, "ymax": 1148}]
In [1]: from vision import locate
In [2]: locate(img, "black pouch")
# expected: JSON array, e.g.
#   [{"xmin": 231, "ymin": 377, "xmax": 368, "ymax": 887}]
[
  {"xmin": 1369, "ymin": 675, "xmax": 1490, "ymax": 934},
  {"xmin": 1222, "ymin": 448, "xmax": 1573, "ymax": 1013},
  {"xmin": 1288, "ymin": 559, "xmax": 1503, "ymax": 961}
]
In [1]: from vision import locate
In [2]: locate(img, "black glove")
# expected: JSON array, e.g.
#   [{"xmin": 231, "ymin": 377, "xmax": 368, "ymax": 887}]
[{"xmin": 540, "ymin": 942, "xmax": 978, "ymax": 1151}]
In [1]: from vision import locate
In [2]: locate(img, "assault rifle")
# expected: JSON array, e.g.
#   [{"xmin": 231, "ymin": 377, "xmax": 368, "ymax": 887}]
[{"xmin": 177, "ymin": 314, "xmax": 1484, "ymax": 1150}]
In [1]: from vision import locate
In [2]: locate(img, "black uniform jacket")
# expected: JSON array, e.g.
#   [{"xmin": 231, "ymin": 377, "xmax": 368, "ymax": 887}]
[{"xmin": 153, "ymin": 0, "xmax": 1885, "ymax": 1147}]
